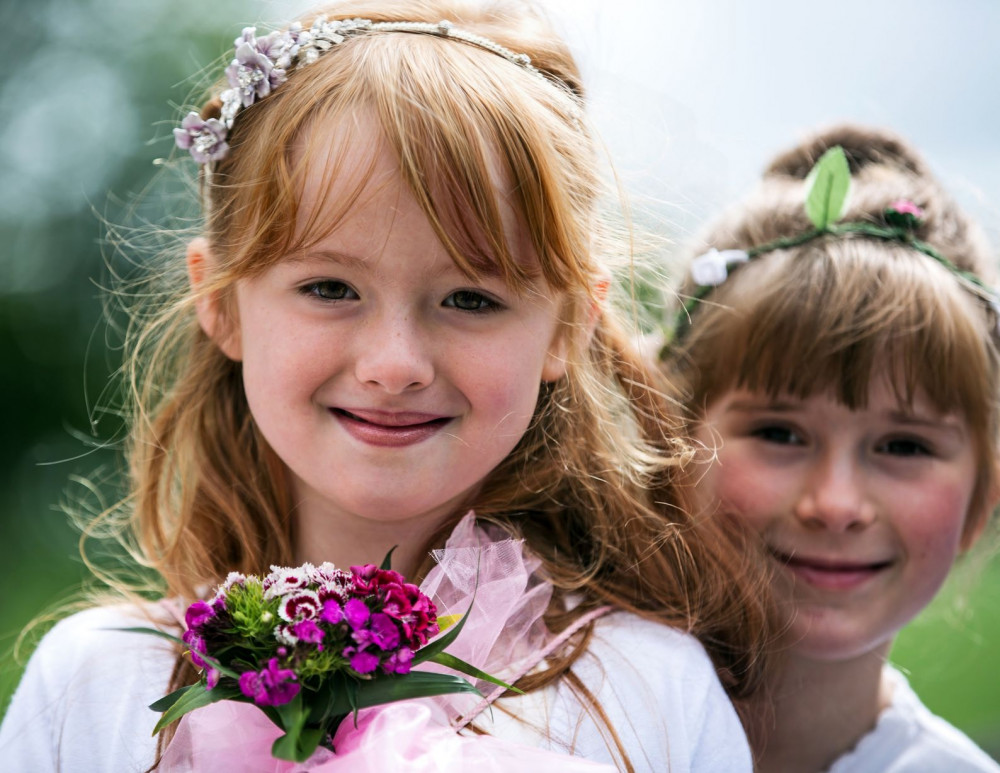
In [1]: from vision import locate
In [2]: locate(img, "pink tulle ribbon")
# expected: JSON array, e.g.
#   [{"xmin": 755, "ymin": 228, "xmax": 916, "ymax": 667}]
[{"xmin": 160, "ymin": 513, "xmax": 614, "ymax": 771}]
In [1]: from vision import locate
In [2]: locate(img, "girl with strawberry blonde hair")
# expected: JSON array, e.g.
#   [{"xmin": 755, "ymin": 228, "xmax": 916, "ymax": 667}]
[{"xmin": 1, "ymin": 1, "xmax": 772, "ymax": 770}]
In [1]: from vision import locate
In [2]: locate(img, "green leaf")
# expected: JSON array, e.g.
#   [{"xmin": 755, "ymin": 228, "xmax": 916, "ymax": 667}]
[
  {"xmin": 151, "ymin": 683, "xmax": 241, "ymax": 734},
  {"xmin": 428, "ymin": 652, "xmax": 524, "ymax": 694},
  {"xmin": 272, "ymin": 694, "xmax": 322, "ymax": 762},
  {"xmin": 354, "ymin": 670, "xmax": 481, "ymax": 706},
  {"xmin": 148, "ymin": 686, "xmax": 191, "ymax": 713},
  {"xmin": 804, "ymin": 146, "xmax": 851, "ymax": 228},
  {"xmin": 412, "ymin": 604, "xmax": 472, "ymax": 666},
  {"xmin": 379, "ymin": 546, "xmax": 398, "ymax": 571},
  {"xmin": 113, "ymin": 626, "xmax": 186, "ymax": 647}
]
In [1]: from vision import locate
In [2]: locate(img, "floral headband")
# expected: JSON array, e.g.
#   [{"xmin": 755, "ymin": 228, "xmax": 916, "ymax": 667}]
[
  {"xmin": 671, "ymin": 146, "xmax": 999, "ymax": 340},
  {"xmin": 175, "ymin": 17, "xmax": 542, "ymax": 164}
]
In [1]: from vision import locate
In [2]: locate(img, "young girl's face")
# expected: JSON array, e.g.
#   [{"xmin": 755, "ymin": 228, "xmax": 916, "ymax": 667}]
[
  {"xmin": 214, "ymin": 115, "xmax": 568, "ymax": 537},
  {"xmin": 694, "ymin": 376, "xmax": 981, "ymax": 662}
]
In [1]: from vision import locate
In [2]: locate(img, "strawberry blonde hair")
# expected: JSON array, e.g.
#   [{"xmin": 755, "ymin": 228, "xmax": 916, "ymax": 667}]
[{"xmin": 94, "ymin": 0, "xmax": 774, "ymax": 765}]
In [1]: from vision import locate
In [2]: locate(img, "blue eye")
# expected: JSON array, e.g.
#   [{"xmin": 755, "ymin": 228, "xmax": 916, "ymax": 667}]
[
  {"xmin": 301, "ymin": 281, "xmax": 357, "ymax": 301},
  {"xmin": 443, "ymin": 290, "xmax": 503, "ymax": 313}
]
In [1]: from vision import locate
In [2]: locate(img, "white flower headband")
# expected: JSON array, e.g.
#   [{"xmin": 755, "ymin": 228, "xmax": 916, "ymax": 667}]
[{"xmin": 175, "ymin": 17, "xmax": 543, "ymax": 164}]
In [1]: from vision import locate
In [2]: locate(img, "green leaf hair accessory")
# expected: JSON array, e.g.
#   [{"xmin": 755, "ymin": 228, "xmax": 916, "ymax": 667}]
[
  {"xmin": 669, "ymin": 145, "xmax": 999, "ymax": 343},
  {"xmin": 804, "ymin": 146, "xmax": 851, "ymax": 228}
]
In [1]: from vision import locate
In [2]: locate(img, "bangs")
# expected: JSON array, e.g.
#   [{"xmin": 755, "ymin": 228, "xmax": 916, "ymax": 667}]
[
  {"xmin": 689, "ymin": 239, "xmax": 996, "ymax": 425},
  {"xmin": 208, "ymin": 28, "xmax": 595, "ymax": 297}
]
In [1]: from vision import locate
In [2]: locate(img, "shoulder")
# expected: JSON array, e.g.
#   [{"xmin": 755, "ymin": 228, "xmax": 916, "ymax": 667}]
[
  {"xmin": 829, "ymin": 666, "xmax": 1000, "ymax": 773},
  {"xmin": 0, "ymin": 603, "xmax": 180, "ymax": 773},
  {"xmin": 492, "ymin": 610, "xmax": 753, "ymax": 772}
]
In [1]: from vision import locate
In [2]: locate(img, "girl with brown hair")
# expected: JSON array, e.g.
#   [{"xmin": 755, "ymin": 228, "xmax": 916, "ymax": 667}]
[{"xmin": 662, "ymin": 123, "xmax": 1000, "ymax": 772}]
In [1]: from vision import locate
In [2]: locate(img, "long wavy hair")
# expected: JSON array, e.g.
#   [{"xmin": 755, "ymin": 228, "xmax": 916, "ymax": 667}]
[{"xmin": 96, "ymin": 0, "xmax": 774, "ymax": 766}]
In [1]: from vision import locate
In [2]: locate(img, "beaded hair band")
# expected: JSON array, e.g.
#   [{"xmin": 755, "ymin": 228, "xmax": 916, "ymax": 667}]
[
  {"xmin": 671, "ymin": 146, "xmax": 999, "ymax": 341},
  {"xmin": 175, "ymin": 16, "xmax": 544, "ymax": 164}
]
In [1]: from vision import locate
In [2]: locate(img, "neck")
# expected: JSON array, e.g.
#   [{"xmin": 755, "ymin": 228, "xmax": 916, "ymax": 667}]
[
  {"xmin": 751, "ymin": 643, "xmax": 893, "ymax": 773},
  {"xmin": 293, "ymin": 505, "xmax": 455, "ymax": 579}
]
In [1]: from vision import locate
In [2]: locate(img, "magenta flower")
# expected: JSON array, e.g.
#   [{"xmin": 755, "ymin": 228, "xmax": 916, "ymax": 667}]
[
  {"xmin": 343, "ymin": 598, "xmax": 370, "ymax": 629},
  {"xmin": 383, "ymin": 647, "xmax": 414, "ymax": 675},
  {"xmin": 360, "ymin": 613, "xmax": 401, "ymax": 651},
  {"xmin": 320, "ymin": 599, "xmax": 344, "ymax": 624},
  {"xmin": 238, "ymin": 658, "xmax": 300, "ymax": 707},
  {"xmin": 182, "ymin": 629, "xmax": 209, "ymax": 668},
  {"xmin": 347, "ymin": 650, "xmax": 380, "ymax": 674},
  {"xmin": 289, "ymin": 619, "xmax": 324, "ymax": 647},
  {"xmin": 184, "ymin": 600, "xmax": 216, "ymax": 630}
]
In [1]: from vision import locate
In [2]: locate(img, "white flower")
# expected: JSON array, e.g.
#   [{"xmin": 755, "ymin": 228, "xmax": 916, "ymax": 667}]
[
  {"xmin": 690, "ymin": 248, "xmax": 750, "ymax": 287},
  {"xmin": 263, "ymin": 565, "xmax": 312, "ymax": 599}
]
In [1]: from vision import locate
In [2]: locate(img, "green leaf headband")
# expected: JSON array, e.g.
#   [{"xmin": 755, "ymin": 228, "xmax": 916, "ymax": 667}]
[{"xmin": 670, "ymin": 146, "xmax": 998, "ymax": 341}]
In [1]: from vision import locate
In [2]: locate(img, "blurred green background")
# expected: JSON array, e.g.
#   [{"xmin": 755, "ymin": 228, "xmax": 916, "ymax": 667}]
[{"xmin": 1, "ymin": 0, "xmax": 997, "ymax": 761}]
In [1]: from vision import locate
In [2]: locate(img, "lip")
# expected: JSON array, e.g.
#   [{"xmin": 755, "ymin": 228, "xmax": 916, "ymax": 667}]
[
  {"xmin": 332, "ymin": 408, "xmax": 452, "ymax": 448},
  {"xmin": 769, "ymin": 549, "xmax": 893, "ymax": 591}
]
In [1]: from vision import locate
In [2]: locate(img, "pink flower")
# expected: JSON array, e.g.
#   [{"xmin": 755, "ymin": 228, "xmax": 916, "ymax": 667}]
[
  {"xmin": 238, "ymin": 658, "xmax": 300, "ymax": 707},
  {"xmin": 888, "ymin": 199, "xmax": 924, "ymax": 219}
]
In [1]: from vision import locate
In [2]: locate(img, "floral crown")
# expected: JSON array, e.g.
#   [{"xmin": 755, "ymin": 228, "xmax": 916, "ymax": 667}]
[
  {"xmin": 175, "ymin": 17, "xmax": 543, "ymax": 164},
  {"xmin": 671, "ymin": 146, "xmax": 999, "ymax": 341}
]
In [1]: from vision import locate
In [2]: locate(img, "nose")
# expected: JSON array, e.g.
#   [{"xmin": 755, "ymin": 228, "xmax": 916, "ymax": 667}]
[
  {"xmin": 353, "ymin": 311, "xmax": 434, "ymax": 394},
  {"xmin": 793, "ymin": 452, "xmax": 877, "ymax": 532}
]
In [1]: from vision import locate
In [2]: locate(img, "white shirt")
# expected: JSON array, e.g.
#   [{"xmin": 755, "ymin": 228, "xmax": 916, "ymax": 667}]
[
  {"xmin": 827, "ymin": 665, "xmax": 999, "ymax": 773},
  {"xmin": 0, "ymin": 605, "xmax": 751, "ymax": 772}
]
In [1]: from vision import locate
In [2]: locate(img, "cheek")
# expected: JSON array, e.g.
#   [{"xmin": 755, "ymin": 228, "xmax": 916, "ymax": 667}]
[
  {"xmin": 700, "ymin": 448, "xmax": 788, "ymax": 534},
  {"xmin": 894, "ymin": 481, "xmax": 969, "ymax": 571}
]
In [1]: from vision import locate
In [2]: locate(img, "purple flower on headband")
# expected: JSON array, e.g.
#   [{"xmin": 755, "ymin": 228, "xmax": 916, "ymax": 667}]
[
  {"xmin": 173, "ymin": 112, "xmax": 229, "ymax": 163},
  {"xmin": 885, "ymin": 199, "xmax": 925, "ymax": 230},
  {"xmin": 227, "ymin": 29, "xmax": 288, "ymax": 108}
]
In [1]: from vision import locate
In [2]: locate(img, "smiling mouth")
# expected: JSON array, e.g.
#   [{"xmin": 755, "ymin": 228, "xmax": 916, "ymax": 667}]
[
  {"xmin": 334, "ymin": 408, "xmax": 451, "ymax": 428},
  {"xmin": 332, "ymin": 408, "xmax": 452, "ymax": 447},
  {"xmin": 769, "ymin": 549, "xmax": 893, "ymax": 590}
]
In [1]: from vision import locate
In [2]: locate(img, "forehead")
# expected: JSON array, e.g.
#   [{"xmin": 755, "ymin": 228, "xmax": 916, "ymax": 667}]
[{"xmin": 290, "ymin": 107, "xmax": 537, "ymax": 280}]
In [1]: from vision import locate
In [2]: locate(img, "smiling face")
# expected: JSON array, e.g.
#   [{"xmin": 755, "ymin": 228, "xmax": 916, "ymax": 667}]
[
  {"xmin": 208, "ymin": 115, "xmax": 568, "ymax": 543},
  {"xmin": 695, "ymin": 378, "xmax": 983, "ymax": 661}
]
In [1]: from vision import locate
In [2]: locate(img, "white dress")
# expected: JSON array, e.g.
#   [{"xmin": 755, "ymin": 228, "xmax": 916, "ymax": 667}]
[
  {"xmin": 0, "ymin": 604, "xmax": 752, "ymax": 772},
  {"xmin": 826, "ymin": 665, "xmax": 999, "ymax": 772}
]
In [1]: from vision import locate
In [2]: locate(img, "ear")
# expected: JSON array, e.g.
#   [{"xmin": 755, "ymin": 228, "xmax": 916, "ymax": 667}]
[
  {"xmin": 187, "ymin": 237, "xmax": 243, "ymax": 361},
  {"xmin": 961, "ymin": 465, "xmax": 1000, "ymax": 551}
]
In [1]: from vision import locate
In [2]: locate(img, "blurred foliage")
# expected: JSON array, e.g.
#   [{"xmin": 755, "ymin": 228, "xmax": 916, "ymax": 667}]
[{"xmin": 0, "ymin": 0, "xmax": 996, "ymax": 761}]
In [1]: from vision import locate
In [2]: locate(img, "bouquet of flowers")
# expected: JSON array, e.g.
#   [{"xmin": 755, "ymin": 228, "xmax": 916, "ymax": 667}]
[{"xmin": 129, "ymin": 553, "xmax": 514, "ymax": 763}]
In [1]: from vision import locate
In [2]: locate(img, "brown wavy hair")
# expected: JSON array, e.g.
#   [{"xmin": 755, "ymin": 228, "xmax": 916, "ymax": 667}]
[{"xmin": 97, "ymin": 0, "xmax": 775, "ymax": 767}]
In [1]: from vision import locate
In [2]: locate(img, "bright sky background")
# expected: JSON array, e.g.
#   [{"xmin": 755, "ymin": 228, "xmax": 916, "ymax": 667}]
[{"xmin": 536, "ymin": 0, "xmax": 1000, "ymax": 244}]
